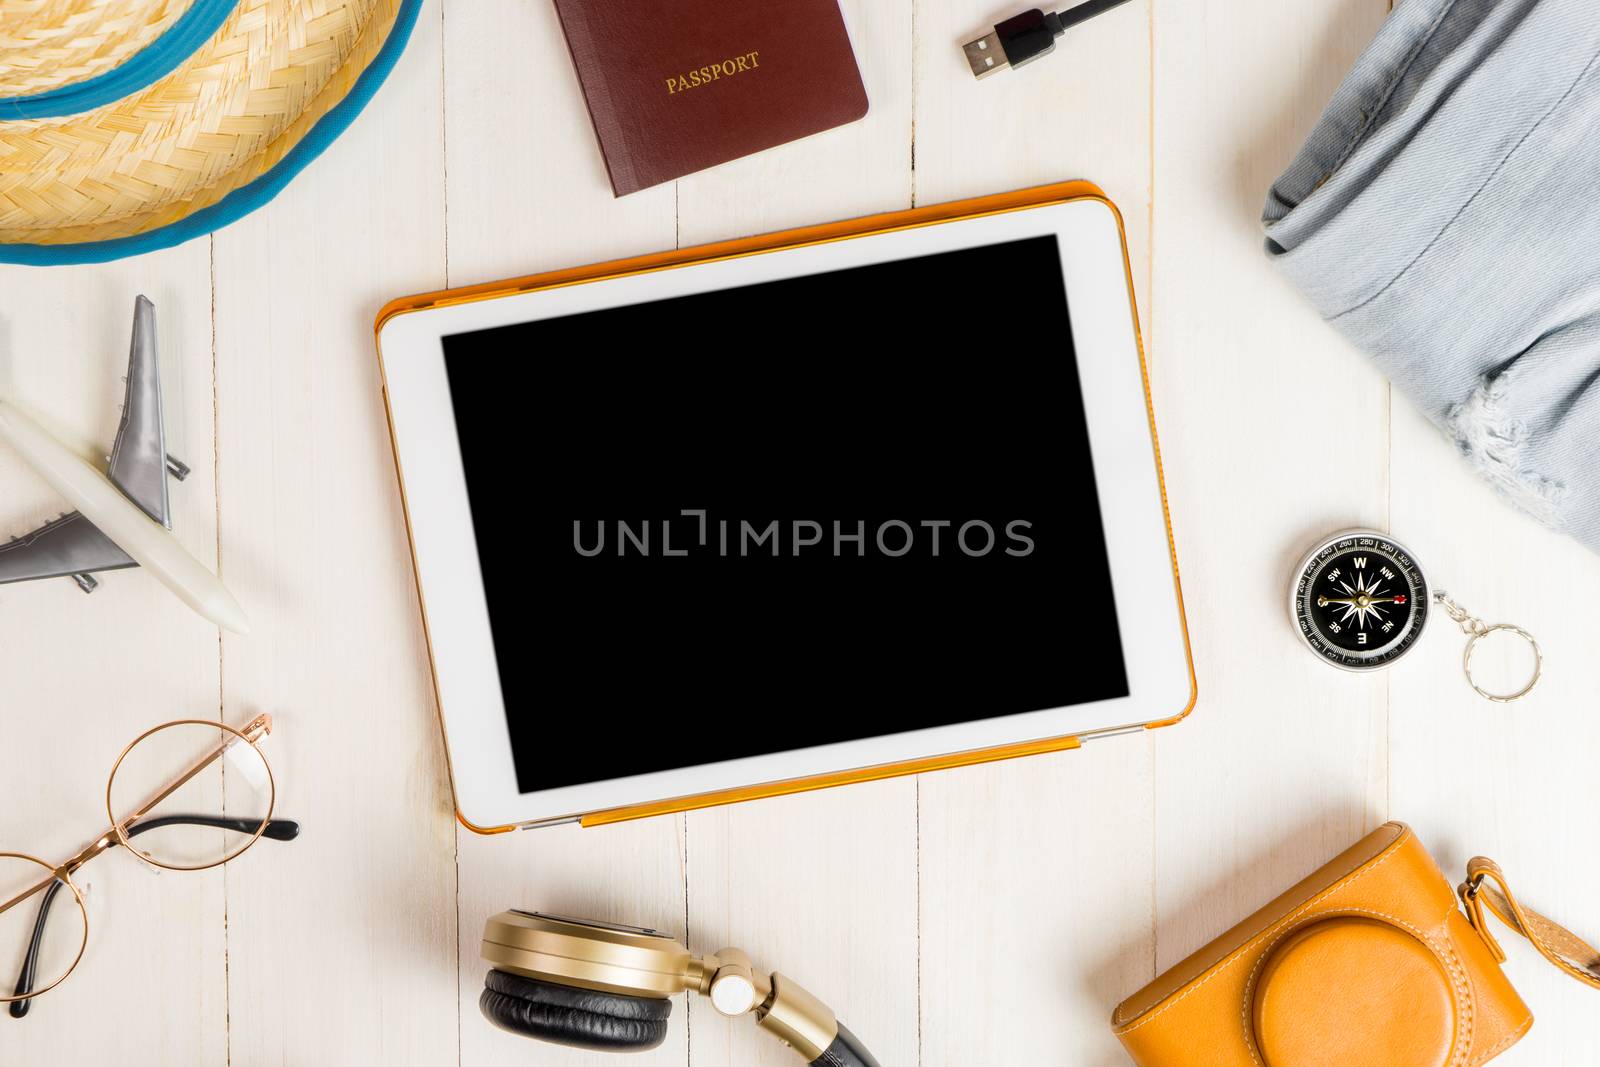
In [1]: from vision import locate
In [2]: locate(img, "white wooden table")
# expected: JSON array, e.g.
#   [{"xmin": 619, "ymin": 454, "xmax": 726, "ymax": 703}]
[{"xmin": 4, "ymin": 0, "xmax": 1598, "ymax": 1062}]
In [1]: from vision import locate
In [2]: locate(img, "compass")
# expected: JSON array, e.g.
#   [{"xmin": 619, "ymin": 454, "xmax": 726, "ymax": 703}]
[
  {"xmin": 1288, "ymin": 528, "xmax": 1544, "ymax": 699},
  {"xmin": 1289, "ymin": 529, "xmax": 1429, "ymax": 671}
]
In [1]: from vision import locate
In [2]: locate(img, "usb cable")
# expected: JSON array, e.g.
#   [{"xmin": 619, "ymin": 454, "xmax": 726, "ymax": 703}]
[{"xmin": 963, "ymin": 0, "xmax": 1135, "ymax": 78}]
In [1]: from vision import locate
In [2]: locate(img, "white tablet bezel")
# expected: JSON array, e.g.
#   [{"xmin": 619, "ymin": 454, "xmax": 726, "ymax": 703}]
[{"xmin": 379, "ymin": 195, "xmax": 1192, "ymax": 829}]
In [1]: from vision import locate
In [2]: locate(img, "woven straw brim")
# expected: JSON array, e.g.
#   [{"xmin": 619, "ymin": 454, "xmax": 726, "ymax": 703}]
[
  {"xmin": 0, "ymin": 0, "xmax": 403, "ymax": 247},
  {"xmin": 0, "ymin": 0, "xmax": 199, "ymax": 98}
]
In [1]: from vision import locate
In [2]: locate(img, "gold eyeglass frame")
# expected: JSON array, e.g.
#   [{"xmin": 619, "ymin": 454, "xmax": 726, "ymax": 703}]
[{"xmin": 0, "ymin": 713, "xmax": 276, "ymax": 1005}]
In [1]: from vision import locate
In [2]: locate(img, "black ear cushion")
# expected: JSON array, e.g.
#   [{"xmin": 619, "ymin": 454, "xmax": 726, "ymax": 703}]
[{"xmin": 480, "ymin": 968, "xmax": 672, "ymax": 1051}]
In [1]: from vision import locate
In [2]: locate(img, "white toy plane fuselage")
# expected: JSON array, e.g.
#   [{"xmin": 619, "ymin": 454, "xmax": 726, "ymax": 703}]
[{"xmin": 0, "ymin": 296, "xmax": 249, "ymax": 633}]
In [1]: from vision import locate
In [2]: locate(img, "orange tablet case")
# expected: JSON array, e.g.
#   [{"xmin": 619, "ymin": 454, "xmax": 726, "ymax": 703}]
[{"xmin": 375, "ymin": 179, "xmax": 1195, "ymax": 833}]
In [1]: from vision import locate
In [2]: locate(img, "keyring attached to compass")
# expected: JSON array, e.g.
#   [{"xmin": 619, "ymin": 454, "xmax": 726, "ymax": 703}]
[{"xmin": 1288, "ymin": 529, "xmax": 1542, "ymax": 702}]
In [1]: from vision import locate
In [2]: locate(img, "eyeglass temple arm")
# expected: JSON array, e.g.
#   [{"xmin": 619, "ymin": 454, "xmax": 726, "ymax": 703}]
[
  {"xmin": 8, "ymin": 879, "xmax": 66, "ymax": 1020},
  {"xmin": 121, "ymin": 738, "xmax": 245, "ymax": 831},
  {"xmin": 8, "ymin": 815, "xmax": 298, "ymax": 1019},
  {"xmin": 116, "ymin": 717, "xmax": 271, "ymax": 836}
]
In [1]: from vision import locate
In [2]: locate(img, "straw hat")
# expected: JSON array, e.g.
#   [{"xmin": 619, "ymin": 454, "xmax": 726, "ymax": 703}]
[{"xmin": 0, "ymin": 0, "xmax": 422, "ymax": 264}]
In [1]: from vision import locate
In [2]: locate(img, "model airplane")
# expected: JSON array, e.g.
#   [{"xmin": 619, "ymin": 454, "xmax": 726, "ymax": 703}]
[{"xmin": 0, "ymin": 296, "xmax": 249, "ymax": 633}]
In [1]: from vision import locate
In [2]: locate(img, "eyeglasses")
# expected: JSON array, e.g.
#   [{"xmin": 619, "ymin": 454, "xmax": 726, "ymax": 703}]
[{"xmin": 0, "ymin": 714, "xmax": 298, "ymax": 1018}]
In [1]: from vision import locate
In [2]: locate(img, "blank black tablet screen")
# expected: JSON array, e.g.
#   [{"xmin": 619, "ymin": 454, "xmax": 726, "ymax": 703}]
[{"xmin": 443, "ymin": 235, "xmax": 1129, "ymax": 793}]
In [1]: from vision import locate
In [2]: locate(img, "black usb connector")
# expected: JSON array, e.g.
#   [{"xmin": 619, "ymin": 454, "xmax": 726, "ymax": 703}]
[{"xmin": 963, "ymin": 0, "xmax": 1135, "ymax": 78}]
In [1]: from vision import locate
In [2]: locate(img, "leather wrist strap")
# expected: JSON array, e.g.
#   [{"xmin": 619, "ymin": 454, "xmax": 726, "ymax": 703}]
[{"xmin": 1460, "ymin": 857, "xmax": 1600, "ymax": 989}]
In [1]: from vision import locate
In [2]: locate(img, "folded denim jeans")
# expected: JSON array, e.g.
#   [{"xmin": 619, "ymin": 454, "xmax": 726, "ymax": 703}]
[{"xmin": 1264, "ymin": 0, "xmax": 1600, "ymax": 551}]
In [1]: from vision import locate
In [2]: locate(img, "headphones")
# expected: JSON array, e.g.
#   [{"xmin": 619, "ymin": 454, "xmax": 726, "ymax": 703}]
[{"xmin": 479, "ymin": 910, "xmax": 879, "ymax": 1065}]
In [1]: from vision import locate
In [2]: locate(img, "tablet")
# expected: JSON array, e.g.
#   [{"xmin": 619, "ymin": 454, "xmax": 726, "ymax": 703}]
[{"xmin": 377, "ymin": 181, "xmax": 1194, "ymax": 832}]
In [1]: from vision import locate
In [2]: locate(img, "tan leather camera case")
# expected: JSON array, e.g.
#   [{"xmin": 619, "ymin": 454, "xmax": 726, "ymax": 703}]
[{"xmin": 1111, "ymin": 823, "xmax": 1532, "ymax": 1066}]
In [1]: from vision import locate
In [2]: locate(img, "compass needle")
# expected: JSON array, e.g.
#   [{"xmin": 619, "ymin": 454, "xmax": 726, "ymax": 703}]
[{"xmin": 1292, "ymin": 530, "xmax": 1428, "ymax": 673}]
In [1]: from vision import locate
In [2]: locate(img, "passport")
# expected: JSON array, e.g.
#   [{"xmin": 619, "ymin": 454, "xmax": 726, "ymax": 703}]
[{"xmin": 550, "ymin": 0, "xmax": 869, "ymax": 195}]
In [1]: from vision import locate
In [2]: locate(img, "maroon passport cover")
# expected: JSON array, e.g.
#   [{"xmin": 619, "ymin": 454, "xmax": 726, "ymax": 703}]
[{"xmin": 551, "ymin": 0, "xmax": 869, "ymax": 196}]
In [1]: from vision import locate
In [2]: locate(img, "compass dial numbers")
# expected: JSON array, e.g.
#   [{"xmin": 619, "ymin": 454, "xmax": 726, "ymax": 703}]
[{"xmin": 1292, "ymin": 534, "xmax": 1428, "ymax": 670}]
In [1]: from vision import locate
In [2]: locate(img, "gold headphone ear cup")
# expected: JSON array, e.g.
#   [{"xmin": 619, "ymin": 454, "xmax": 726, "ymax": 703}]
[{"xmin": 479, "ymin": 969, "xmax": 672, "ymax": 1051}]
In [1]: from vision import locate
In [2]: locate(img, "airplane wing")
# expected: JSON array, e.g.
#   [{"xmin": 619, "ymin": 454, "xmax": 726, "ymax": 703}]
[
  {"xmin": 106, "ymin": 295, "xmax": 174, "ymax": 528},
  {"xmin": 0, "ymin": 512, "xmax": 135, "ymax": 590}
]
